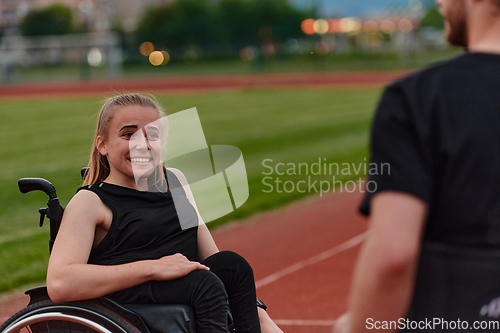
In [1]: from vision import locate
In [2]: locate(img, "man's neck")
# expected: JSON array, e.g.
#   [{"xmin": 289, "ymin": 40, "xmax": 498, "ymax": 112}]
[
  {"xmin": 468, "ymin": 34, "xmax": 500, "ymax": 54},
  {"xmin": 467, "ymin": 8, "xmax": 500, "ymax": 54}
]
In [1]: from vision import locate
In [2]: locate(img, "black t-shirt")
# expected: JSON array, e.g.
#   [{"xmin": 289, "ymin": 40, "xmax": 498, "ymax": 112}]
[
  {"xmin": 78, "ymin": 170, "xmax": 199, "ymax": 266},
  {"xmin": 360, "ymin": 52, "xmax": 500, "ymax": 248}
]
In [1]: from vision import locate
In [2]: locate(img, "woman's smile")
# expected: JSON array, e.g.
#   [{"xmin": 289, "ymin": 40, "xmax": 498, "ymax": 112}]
[{"xmin": 130, "ymin": 157, "xmax": 153, "ymax": 164}]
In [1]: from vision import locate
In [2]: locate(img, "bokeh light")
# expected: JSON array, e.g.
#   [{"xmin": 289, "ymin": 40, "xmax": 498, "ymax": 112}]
[
  {"xmin": 160, "ymin": 51, "xmax": 170, "ymax": 65},
  {"xmin": 87, "ymin": 47, "xmax": 105, "ymax": 67},
  {"xmin": 240, "ymin": 47, "xmax": 255, "ymax": 61},
  {"xmin": 284, "ymin": 38, "xmax": 299, "ymax": 53},
  {"xmin": 313, "ymin": 19, "xmax": 329, "ymax": 35},
  {"xmin": 380, "ymin": 19, "xmax": 396, "ymax": 33},
  {"xmin": 327, "ymin": 19, "xmax": 341, "ymax": 33},
  {"xmin": 339, "ymin": 17, "xmax": 361, "ymax": 34},
  {"xmin": 140, "ymin": 42, "xmax": 155, "ymax": 56},
  {"xmin": 315, "ymin": 41, "xmax": 329, "ymax": 56},
  {"xmin": 363, "ymin": 20, "xmax": 379, "ymax": 34},
  {"xmin": 260, "ymin": 42, "xmax": 275, "ymax": 57},
  {"xmin": 301, "ymin": 19, "xmax": 316, "ymax": 35},
  {"xmin": 398, "ymin": 18, "xmax": 414, "ymax": 32},
  {"xmin": 149, "ymin": 51, "xmax": 163, "ymax": 66}
]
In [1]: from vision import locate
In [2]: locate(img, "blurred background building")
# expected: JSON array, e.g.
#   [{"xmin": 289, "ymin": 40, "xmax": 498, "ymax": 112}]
[
  {"xmin": 0, "ymin": 0, "xmax": 451, "ymax": 83},
  {"xmin": 0, "ymin": 0, "xmax": 177, "ymax": 35},
  {"xmin": 0, "ymin": 0, "xmax": 438, "ymax": 34}
]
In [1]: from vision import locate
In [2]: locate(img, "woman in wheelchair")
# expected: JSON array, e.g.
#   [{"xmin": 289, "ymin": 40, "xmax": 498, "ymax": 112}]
[{"xmin": 45, "ymin": 94, "xmax": 282, "ymax": 333}]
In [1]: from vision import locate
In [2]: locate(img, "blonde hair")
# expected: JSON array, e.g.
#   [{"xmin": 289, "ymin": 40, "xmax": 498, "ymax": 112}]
[{"xmin": 83, "ymin": 93, "xmax": 166, "ymax": 188}]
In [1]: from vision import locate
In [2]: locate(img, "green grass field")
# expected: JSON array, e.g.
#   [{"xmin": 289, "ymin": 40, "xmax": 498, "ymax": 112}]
[{"xmin": 0, "ymin": 87, "xmax": 381, "ymax": 293}]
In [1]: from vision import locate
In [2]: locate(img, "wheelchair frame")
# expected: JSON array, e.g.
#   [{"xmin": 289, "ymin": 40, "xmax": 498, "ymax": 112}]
[{"xmin": 0, "ymin": 172, "xmax": 235, "ymax": 333}]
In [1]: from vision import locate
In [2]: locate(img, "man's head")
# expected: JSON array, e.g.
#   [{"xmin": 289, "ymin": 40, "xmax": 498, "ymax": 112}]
[{"xmin": 437, "ymin": 0, "xmax": 500, "ymax": 48}]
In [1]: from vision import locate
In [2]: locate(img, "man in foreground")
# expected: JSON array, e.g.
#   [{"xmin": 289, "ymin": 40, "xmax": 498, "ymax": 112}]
[{"xmin": 334, "ymin": 0, "xmax": 500, "ymax": 332}]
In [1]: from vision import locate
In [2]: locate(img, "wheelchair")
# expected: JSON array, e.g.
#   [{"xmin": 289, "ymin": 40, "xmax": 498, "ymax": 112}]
[{"xmin": 0, "ymin": 170, "xmax": 236, "ymax": 333}]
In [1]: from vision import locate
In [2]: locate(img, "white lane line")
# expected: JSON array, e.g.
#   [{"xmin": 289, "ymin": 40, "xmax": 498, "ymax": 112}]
[
  {"xmin": 274, "ymin": 319, "xmax": 336, "ymax": 326},
  {"xmin": 255, "ymin": 232, "xmax": 369, "ymax": 289}
]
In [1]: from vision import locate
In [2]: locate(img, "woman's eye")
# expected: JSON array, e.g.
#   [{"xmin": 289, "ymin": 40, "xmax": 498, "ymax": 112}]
[
  {"xmin": 122, "ymin": 132, "xmax": 133, "ymax": 138},
  {"xmin": 147, "ymin": 132, "xmax": 159, "ymax": 140}
]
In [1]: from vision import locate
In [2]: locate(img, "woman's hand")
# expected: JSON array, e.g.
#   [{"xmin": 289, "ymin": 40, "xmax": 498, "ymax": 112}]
[{"xmin": 152, "ymin": 253, "xmax": 210, "ymax": 281}]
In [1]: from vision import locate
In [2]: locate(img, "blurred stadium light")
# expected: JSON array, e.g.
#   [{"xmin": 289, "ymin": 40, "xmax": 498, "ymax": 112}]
[
  {"xmin": 298, "ymin": 15, "xmax": 446, "ymax": 55},
  {"xmin": 313, "ymin": 19, "xmax": 329, "ymax": 35},
  {"xmin": 87, "ymin": 47, "xmax": 105, "ymax": 67},
  {"xmin": 149, "ymin": 50, "xmax": 163, "ymax": 66},
  {"xmin": 148, "ymin": 50, "xmax": 170, "ymax": 66},
  {"xmin": 139, "ymin": 41, "xmax": 155, "ymax": 56},
  {"xmin": 302, "ymin": 17, "xmax": 418, "ymax": 35}
]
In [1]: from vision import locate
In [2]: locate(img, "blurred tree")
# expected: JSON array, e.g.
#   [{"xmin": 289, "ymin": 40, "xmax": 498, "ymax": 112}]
[
  {"xmin": 136, "ymin": 0, "xmax": 221, "ymax": 50},
  {"xmin": 218, "ymin": 0, "xmax": 308, "ymax": 46},
  {"xmin": 20, "ymin": 4, "xmax": 74, "ymax": 36},
  {"xmin": 420, "ymin": 6, "xmax": 444, "ymax": 30},
  {"xmin": 218, "ymin": 0, "xmax": 257, "ymax": 47},
  {"xmin": 136, "ymin": 0, "xmax": 309, "ymax": 54}
]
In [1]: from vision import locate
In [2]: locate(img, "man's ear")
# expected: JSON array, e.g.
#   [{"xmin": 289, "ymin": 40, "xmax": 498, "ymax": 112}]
[{"xmin": 96, "ymin": 136, "xmax": 107, "ymax": 156}]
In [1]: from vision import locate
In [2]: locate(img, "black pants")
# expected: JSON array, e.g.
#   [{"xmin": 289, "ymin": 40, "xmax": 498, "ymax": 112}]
[{"xmin": 109, "ymin": 251, "xmax": 261, "ymax": 333}]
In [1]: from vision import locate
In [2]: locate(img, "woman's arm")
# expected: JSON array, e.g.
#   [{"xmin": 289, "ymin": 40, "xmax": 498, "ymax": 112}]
[
  {"xmin": 47, "ymin": 190, "xmax": 208, "ymax": 303},
  {"xmin": 198, "ymin": 223, "xmax": 219, "ymax": 260},
  {"xmin": 166, "ymin": 168, "xmax": 219, "ymax": 261}
]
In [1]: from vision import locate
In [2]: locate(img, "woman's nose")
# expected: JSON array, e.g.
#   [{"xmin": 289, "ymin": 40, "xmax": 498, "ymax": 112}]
[{"xmin": 131, "ymin": 131, "xmax": 151, "ymax": 150}]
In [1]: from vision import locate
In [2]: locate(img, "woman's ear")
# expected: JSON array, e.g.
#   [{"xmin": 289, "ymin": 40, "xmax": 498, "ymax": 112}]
[{"xmin": 96, "ymin": 136, "xmax": 107, "ymax": 156}]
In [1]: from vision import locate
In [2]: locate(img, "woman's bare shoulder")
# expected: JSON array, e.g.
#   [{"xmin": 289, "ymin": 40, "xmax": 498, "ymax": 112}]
[
  {"xmin": 166, "ymin": 167, "xmax": 188, "ymax": 184},
  {"xmin": 69, "ymin": 187, "xmax": 102, "ymax": 206},
  {"xmin": 64, "ymin": 188, "xmax": 108, "ymax": 225}
]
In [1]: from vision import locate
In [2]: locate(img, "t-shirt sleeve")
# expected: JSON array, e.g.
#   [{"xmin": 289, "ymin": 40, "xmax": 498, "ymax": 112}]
[{"xmin": 360, "ymin": 82, "xmax": 434, "ymax": 216}]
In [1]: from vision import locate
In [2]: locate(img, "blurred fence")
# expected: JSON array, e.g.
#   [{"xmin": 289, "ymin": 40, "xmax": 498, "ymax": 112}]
[{"xmin": 0, "ymin": 32, "xmax": 122, "ymax": 82}]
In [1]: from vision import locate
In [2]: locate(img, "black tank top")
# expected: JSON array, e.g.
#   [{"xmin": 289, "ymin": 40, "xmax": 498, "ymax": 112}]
[{"xmin": 78, "ymin": 170, "xmax": 199, "ymax": 266}]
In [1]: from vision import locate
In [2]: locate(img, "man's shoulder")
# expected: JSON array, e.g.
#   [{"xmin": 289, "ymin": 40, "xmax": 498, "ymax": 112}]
[
  {"xmin": 389, "ymin": 53, "xmax": 469, "ymax": 91},
  {"xmin": 374, "ymin": 54, "xmax": 477, "ymax": 120}
]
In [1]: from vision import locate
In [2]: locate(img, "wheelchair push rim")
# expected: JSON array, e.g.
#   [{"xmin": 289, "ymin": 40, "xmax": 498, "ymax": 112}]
[
  {"xmin": 0, "ymin": 300, "xmax": 143, "ymax": 333},
  {"xmin": 2, "ymin": 312, "xmax": 114, "ymax": 333}
]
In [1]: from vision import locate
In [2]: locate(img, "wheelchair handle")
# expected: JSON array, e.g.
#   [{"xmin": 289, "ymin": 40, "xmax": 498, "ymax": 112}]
[
  {"xmin": 81, "ymin": 167, "xmax": 90, "ymax": 180},
  {"xmin": 18, "ymin": 177, "xmax": 63, "ymax": 253},
  {"xmin": 18, "ymin": 178, "xmax": 57, "ymax": 200}
]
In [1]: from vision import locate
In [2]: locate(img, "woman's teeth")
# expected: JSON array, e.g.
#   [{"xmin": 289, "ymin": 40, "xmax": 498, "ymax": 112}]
[{"xmin": 131, "ymin": 158, "xmax": 151, "ymax": 163}]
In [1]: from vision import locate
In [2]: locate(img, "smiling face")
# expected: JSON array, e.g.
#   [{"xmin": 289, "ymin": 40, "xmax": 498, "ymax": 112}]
[
  {"xmin": 437, "ymin": 0, "xmax": 468, "ymax": 47},
  {"xmin": 97, "ymin": 106, "xmax": 162, "ymax": 188}
]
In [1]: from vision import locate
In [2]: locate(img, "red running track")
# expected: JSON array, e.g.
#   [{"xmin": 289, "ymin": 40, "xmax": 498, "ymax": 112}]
[
  {"xmin": 0, "ymin": 190, "xmax": 368, "ymax": 332},
  {"xmin": 214, "ymin": 191, "xmax": 368, "ymax": 332},
  {"xmin": 0, "ymin": 71, "xmax": 406, "ymax": 99}
]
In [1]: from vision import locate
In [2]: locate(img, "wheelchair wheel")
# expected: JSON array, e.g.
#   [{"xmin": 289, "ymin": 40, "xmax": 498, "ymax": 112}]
[{"xmin": 0, "ymin": 300, "xmax": 143, "ymax": 333}]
